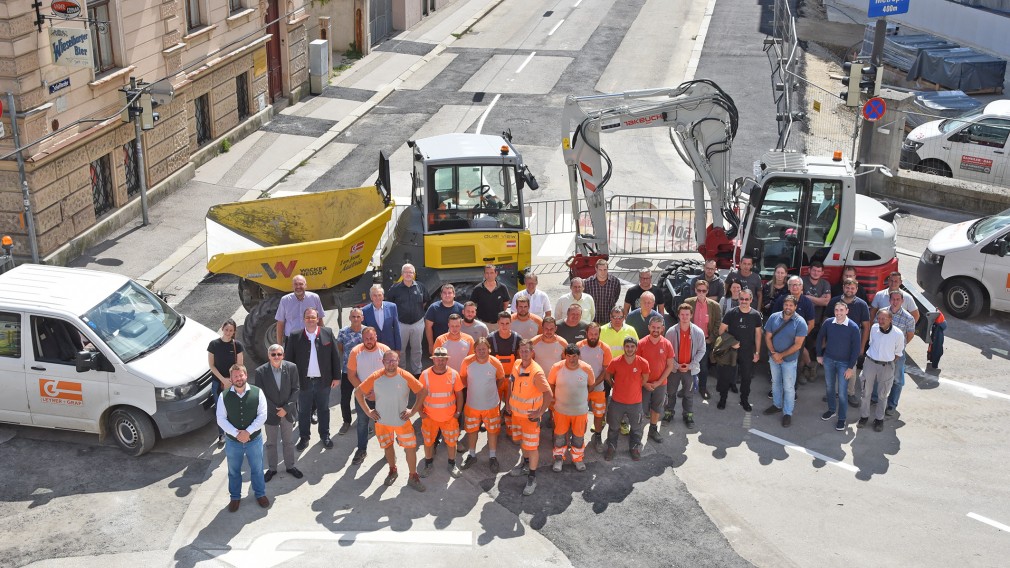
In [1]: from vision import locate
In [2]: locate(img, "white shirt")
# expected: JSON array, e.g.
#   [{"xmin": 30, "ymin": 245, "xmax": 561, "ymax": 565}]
[
  {"xmin": 555, "ymin": 293, "xmax": 595, "ymax": 324},
  {"xmin": 512, "ymin": 289, "xmax": 552, "ymax": 318},
  {"xmin": 305, "ymin": 329, "xmax": 321, "ymax": 377},
  {"xmin": 216, "ymin": 385, "xmax": 268, "ymax": 438},
  {"xmin": 865, "ymin": 323, "xmax": 905, "ymax": 361}
]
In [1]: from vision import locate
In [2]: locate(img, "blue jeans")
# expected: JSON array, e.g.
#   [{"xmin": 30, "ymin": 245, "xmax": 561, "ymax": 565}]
[
  {"xmin": 355, "ymin": 397, "xmax": 376, "ymax": 452},
  {"xmin": 298, "ymin": 380, "xmax": 332, "ymax": 440},
  {"xmin": 697, "ymin": 343, "xmax": 713, "ymax": 392},
  {"xmin": 225, "ymin": 435, "xmax": 266, "ymax": 500},
  {"xmin": 886, "ymin": 353, "xmax": 906, "ymax": 410},
  {"xmin": 770, "ymin": 358, "xmax": 798, "ymax": 415},
  {"xmin": 823, "ymin": 357, "xmax": 849, "ymax": 421}
]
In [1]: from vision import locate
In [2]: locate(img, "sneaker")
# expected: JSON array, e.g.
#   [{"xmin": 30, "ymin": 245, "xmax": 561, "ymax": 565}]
[
  {"xmin": 648, "ymin": 427, "xmax": 662, "ymax": 443},
  {"xmin": 701, "ymin": 390, "xmax": 711, "ymax": 400},
  {"xmin": 767, "ymin": 390, "xmax": 773, "ymax": 399},
  {"xmin": 311, "ymin": 411, "xmax": 318, "ymax": 425},
  {"xmin": 741, "ymin": 401, "xmax": 752, "ymax": 412},
  {"xmin": 418, "ymin": 461, "xmax": 433, "ymax": 478},
  {"xmin": 351, "ymin": 449, "xmax": 367, "ymax": 465},
  {"xmin": 216, "ymin": 435, "xmax": 225, "ymax": 449},
  {"xmin": 684, "ymin": 413, "xmax": 695, "ymax": 429},
  {"xmin": 620, "ymin": 422, "xmax": 631, "ymax": 436},
  {"xmin": 295, "ymin": 438, "xmax": 309, "ymax": 451},
  {"xmin": 338, "ymin": 422, "xmax": 351, "ymax": 435},
  {"xmin": 763, "ymin": 405, "xmax": 782, "ymax": 415},
  {"xmin": 885, "ymin": 407, "xmax": 895, "ymax": 416},
  {"xmin": 488, "ymin": 457, "xmax": 500, "ymax": 474},
  {"xmin": 449, "ymin": 462, "xmax": 463, "ymax": 479},
  {"xmin": 383, "ymin": 468, "xmax": 398, "ymax": 486},
  {"xmin": 552, "ymin": 457, "xmax": 564, "ymax": 472},
  {"xmin": 857, "ymin": 417, "xmax": 868, "ymax": 428},
  {"xmin": 782, "ymin": 414, "xmax": 792, "ymax": 427},
  {"xmin": 662, "ymin": 410, "xmax": 673, "ymax": 422},
  {"xmin": 604, "ymin": 445, "xmax": 616, "ymax": 462},
  {"xmin": 574, "ymin": 460, "xmax": 586, "ymax": 472},
  {"xmin": 593, "ymin": 433, "xmax": 605, "ymax": 453},
  {"xmin": 509, "ymin": 461, "xmax": 530, "ymax": 477},
  {"xmin": 408, "ymin": 473, "xmax": 426, "ymax": 492},
  {"xmin": 873, "ymin": 419, "xmax": 884, "ymax": 432},
  {"xmin": 835, "ymin": 419, "xmax": 845, "ymax": 431},
  {"xmin": 847, "ymin": 394, "xmax": 861, "ymax": 408},
  {"xmin": 523, "ymin": 477, "xmax": 537, "ymax": 496},
  {"xmin": 821, "ymin": 410, "xmax": 835, "ymax": 421},
  {"xmin": 716, "ymin": 398, "xmax": 727, "ymax": 410},
  {"xmin": 459, "ymin": 453, "xmax": 477, "ymax": 470},
  {"xmin": 630, "ymin": 446, "xmax": 641, "ymax": 461}
]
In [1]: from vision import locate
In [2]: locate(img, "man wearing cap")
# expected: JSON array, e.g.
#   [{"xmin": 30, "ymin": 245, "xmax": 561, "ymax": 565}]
[
  {"xmin": 548, "ymin": 344, "xmax": 596, "ymax": 472},
  {"xmin": 507, "ymin": 339, "xmax": 553, "ymax": 496},
  {"xmin": 604, "ymin": 338, "xmax": 650, "ymax": 460},
  {"xmin": 418, "ymin": 346, "xmax": 465, "ymax": 479}
]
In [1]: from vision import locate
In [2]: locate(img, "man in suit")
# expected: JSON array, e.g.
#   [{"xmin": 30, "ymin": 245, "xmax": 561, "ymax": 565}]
[
  {"xmin": 285, "ymin": 307, "xmax": 341, "ymax": 450},
  {"xmin": 253, "ymin": 344, "xmax": 303, "ymax": 481},
  {"xmin": 363, "ymin": 284, "xmax": 402, "ymax": 354}
]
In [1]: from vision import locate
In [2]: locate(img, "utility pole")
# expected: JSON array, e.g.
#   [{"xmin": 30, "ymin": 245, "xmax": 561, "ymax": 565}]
[
  {"xmin": 5, "ymin": 92, "xmax": 40, "ymax": 263},
  {"xmin": 125, "ymin": 77, "xmax": 151, "ymax": 226},
  {"xmin": 855, "ymin": 19, "xmax": 887, "ymax": 195}
]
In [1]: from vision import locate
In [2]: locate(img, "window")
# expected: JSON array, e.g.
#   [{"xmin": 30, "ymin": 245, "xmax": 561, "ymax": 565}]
[
  {"xmin": 229, "ymin": 0, "xmax": 243, "ymax": 14},
  {"xmin": 90, "ymin": 154, "xmax": 113, "ymax": 217},
  {"xmin": 425, "ymin": 164, "xmax": 522, "ymax": 232},
  {"xmin": 31, "ymin": 317, "xmax": 84, "ymax": 365},
  {"xmin": 88, "ymin": 0, "xmax": 115, "ymax": 74},
  {"xmin": 186, "ymin": 0, "xmax": 203, "ymax": 31},
  {"xmin": 965, "ymin": 119, "xmax": 1010, "ymax": 148},
  {"xmin": 123, "ymin": 143, "xmax": 139, "ymax": 197},
  {"xmin": 236, "ymin": 73, "xmax": 250, "ymax": 121},
  {"xmin": 0, "ymin": 312, "xmax": 21, "ymax": 358},
  {"xmin": 194, "ymin": 94, "xmax": 212, "ymax": 146},
  {"xmin": 80, "ymin": 281, "xmax": 183, "ymax": 363}
]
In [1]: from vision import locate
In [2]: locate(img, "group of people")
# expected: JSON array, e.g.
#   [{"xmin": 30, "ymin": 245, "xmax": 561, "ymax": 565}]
[{"xmin": 208, "ymin": 259, "xmax": 919, "ymax": 509}]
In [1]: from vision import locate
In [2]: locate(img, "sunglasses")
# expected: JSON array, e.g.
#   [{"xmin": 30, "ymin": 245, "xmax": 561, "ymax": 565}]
[{"xmin": 269, "ymin": 353, "xmax": 284, "ymax": 358}]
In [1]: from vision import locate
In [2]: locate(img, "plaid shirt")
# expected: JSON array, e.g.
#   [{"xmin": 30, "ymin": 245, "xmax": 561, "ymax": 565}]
[
  {"xmin": 885, "ymin": 307, "xmax": 916, "ymax": 337},
  {"xmin": 583, "ymin": 275, "xmax": 622, "ymax": 325}
]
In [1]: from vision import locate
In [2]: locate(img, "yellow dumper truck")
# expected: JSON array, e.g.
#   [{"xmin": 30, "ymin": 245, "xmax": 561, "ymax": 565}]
[{"xmin": 206, "ymin": 133, "xmax": 539, "ymax": 363}]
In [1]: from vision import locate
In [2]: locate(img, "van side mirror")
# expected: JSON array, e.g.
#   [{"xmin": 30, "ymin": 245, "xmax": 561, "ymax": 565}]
[
  {"xmin": 76, "ymin": 350, "xmax": 98, "ymax": 372},
  {"xmin": 998, "ymin": 238, "xmax": 1009, "ymax": 258}
]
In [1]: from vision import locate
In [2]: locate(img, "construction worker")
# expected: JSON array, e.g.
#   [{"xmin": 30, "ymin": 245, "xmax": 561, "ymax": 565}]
[
  {"xmin": 488, "ymin": 311, "xmax": 521, "ymax": 442},
  {"xmin": 433, "ymin": 314, "xmax": 475, "ymax": 372},
  {"xmin": 604, "ymin": 338, "xmax": 650, "ymax": 461},
  {"xmin": 354, "ymin": 351, "xmax": 427, "ymax": 492},
  {"xmin": 578, "ymin": 322, "xmax": 612, "ymax": 453},
  {"xmin": 345, "ymin": 327, "xmax": 389, "ymax": 466},
  {"xmin": 418, "ymin": 346, "xmax": 465, "ymax": 479},
  {"xmin": 508, "ymin": 339, "xmax": 553, "ymax": 496},
  {"xmin": 532, "ymin": 317, "xmax": 568, "ymax": 370},
  {"xmin": 548, "ymin": 344, "xmax": 595, "ymax": 472},
  {"xmin": 511, "ymin": 294, "xmax": 544, "ymax": 340},
  {"xmin": 459, "ymin": 338, "xmax": 507, "ymax": 473}
]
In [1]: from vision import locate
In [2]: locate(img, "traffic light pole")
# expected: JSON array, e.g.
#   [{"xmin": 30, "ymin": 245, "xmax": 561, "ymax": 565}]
[
  {"xmin": 855, "ymin": 19, "xmax": 888, "ymax": 195},
  {"xmin": 5, "ymin": 92, "xmax": 40, "ymax": 263}
]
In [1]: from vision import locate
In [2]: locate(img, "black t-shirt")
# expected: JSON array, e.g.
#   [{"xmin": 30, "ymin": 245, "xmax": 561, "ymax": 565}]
[
  {"xmin": 556, "ymin": 321, "xmax": 588, "ymax": 344},
  {"xmin": 471, "ymin": 282, "xmax": 511, "ymax": 323},
  {"xmin": 624, "ymin": 285, "xmax": 665, "ymax": 311},
  {"xmin": 722, "ymin": 307, "xmax": 763, "ymax": 353},
  {"xmin": 207, "ymin": 338, "xmax": 244, "ymax": 378}
]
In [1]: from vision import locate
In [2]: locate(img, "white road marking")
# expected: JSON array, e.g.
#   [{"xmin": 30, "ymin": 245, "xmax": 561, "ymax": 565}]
[
  {"xmin": 548, "ymin": 19, "xmax": 565, "ymax": 36},
  {"xmin": 537, "ymin": 232, "xmax": 576, "ymax": 258},
  {"xmin": 573, "ymin": 0, "xmax": 583, "ymax": 6},
  {"xmin": 216, "ymin": 530, "xmax": 474, "ymax": 567},
  {"xmin": 968, "ymin": 513, "xmax": 1010, "ymax": 532},
  {"xmin": 515, "ymin": 52, "xmax": 536, "ymax": 74},
  {"xmin": 938, "ymin": 377, "xmax": 1010, "ymax": 401},
  {"xmin": 474, "ymin": 93, "xmax": 501, "ymax": 134},
  {"xmin": 748, "ymin": 428, "xmax": 859, "ymax": 473}
]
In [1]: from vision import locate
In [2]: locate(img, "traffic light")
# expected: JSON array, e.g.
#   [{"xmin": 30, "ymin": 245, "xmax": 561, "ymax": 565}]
[{"xmin": 839, "ymin": 61, "xmax": 879, "ymax": 107}]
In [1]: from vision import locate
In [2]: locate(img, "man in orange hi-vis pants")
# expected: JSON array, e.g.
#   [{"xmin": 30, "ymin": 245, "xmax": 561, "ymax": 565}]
[
  {"xmin": 507, "ymin": 339, "xmax": 553, "ymax": 496},
  {"xmin": 458, "ymin": 337, "xmax": 507, "ymax": 473},
  {"xmin": 547, "ymin": 343, "xmax": 595, "ymax": 473},
  {"xmin": 577, "ymin": 322, "xmax": 612, "ymax": 453},
  {"xmin": 418, "ymin": 347, "xmax": 465, "ymax": 480}
]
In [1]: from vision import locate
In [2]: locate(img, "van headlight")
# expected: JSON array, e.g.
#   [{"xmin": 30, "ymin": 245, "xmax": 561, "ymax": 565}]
[
  {"xmin": 903, "ymin": 139, "xmax": 923, "ymax": 152},
  {"xmin": 156, "ymin": 380, "xmax": 201, "ymax": 401},
  {"xmin": 920, "ymin": 248, "xmax": 944, "ymax": 265}
]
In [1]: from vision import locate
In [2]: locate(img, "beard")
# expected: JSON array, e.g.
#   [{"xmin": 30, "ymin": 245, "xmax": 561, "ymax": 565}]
[
  {"xmin": 463, "ymin": 316, "xmax": 475, "ymax": 323},
  {"xmin": 587, "ymin": 338, "xmax": 599, "ymax": 347}
]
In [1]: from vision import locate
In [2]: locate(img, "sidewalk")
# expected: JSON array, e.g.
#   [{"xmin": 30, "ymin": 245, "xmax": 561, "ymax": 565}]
[{"xmin": 68, "ymin": 0, "xmax": 502, "ymax": 295}]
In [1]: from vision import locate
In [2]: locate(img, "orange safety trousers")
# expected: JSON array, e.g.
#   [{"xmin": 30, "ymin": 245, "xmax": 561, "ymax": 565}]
[{"xmin": 552, "ymin": 413, "xmax": 588, "ymax": 462}]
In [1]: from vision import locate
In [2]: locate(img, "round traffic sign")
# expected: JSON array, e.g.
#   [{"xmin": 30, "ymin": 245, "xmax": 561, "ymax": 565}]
[{"xmin": 863, "ymin": 97, "xmax": 886, "ymax": 122}]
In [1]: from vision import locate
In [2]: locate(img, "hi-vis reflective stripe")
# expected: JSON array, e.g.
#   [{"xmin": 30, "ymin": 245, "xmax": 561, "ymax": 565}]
[
  {"xmin": 511, "ymin": 394, "xmax": 542, "ymax": 405},
  {"xmin": 427, "ymin": 401, "xmax": 455, "ymax": 409},
  {"xmin": 522, "ymin": 432, "xmax": 540, "ymax": 440},
  {"xmin": 428, "ymin": 391, "xmax": 453, "ymax": 398}
]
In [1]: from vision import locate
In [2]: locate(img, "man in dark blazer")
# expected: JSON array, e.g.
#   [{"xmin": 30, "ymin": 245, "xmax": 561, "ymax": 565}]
[
  {"xmin": 362, "ymin": 284, "xmax": 402, "ymax": 352},
  {"xmin": 285, "ymin": 307, "xmax": 341, "ymax": 450},
  {"xmin": 253, "ymin": 344, "xmax": 303, "ymax": 481}
]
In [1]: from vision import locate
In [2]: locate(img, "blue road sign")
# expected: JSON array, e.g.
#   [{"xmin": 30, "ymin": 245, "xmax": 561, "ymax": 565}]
[
  {"xmin": 868, "ymin": 0, "xmax": 910, "ymax": 18},
  {"xmin": 863, "ymin": 97, "xmax": 886, "ymax": 122}
]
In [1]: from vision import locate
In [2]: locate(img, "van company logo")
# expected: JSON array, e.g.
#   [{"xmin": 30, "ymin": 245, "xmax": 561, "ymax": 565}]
[{"xmin": 39, "ymin": 379, "xmax": 83, "ymax": 405}]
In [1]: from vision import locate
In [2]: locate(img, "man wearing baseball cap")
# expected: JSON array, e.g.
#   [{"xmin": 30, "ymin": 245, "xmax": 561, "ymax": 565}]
[{"xmin": 418, "ymin": 346, "xmax": 465, "ymax": 479}]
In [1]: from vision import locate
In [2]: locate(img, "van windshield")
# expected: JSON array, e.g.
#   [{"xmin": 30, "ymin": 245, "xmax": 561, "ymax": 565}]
[
  {"xmin": 939, "ymin": 109, "xmax": 983, "ymax": 134},
  {"xmin": 969, "ymin": 208, "xmax": 1010, "ymax": 243},
  {"xmin": 80, "ymin": 281, "xmax": 183, "ymax": 363}
]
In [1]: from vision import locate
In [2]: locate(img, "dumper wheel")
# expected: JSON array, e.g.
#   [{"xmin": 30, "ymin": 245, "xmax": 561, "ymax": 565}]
[{"xmin": 243, "ymin": 295, "xmax": 282, "ymax": 365}]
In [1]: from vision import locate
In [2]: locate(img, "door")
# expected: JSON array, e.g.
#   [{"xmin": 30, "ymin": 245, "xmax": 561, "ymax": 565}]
[
  {"xmin": 0, "ymin": 311, "xmax": 29, "ymax": 424},
  {"xmin": 948, "ymin": 118, "xmax": 1010, "ymax": 183},
  {"xmin": 981, "ymin": 229, "xmax": 1010, "ymax": 313},
  {"xmin": 265, "ymin": 0, "xmax": 283, "ymax": 101},
  {"xmin": 369, "ymin": 0, "xmax": 392, "ymax": 46},
  {"xmin": 26, "ymin": 316, "xmax": 109, "ymax": 432}
]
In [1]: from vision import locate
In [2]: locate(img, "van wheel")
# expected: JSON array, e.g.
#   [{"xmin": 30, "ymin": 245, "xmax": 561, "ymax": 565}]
[
  {"xmin": 110, "ymin": 408, "xmax": 156, "ymax": 456},
  {"xmin": 242, "ymin": 295, "xmax": 282, "ymax": 365},
  {"xmin": 943, "ymin": 278, "xmax": 985, "ymax": 319},
  {"xmin": 916, "ymin": 159, "xmax": 952, "ymax": 178}
]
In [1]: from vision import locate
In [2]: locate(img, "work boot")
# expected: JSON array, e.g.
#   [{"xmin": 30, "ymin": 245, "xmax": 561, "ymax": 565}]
[
  {"xmin": 418, "ymin": 461, "xmax": 433, "ymax": 478},
  {"xmin": 593, "ymin": 433, "xmax": 605, "ymax": 453},
  {"xmin": 552, "ymin": 456, "xmax": 563, "ymax": 473},
  {"xmin": 407, "ymin": 473, "xmax": 426, "ymax": 492},
  {"xmin": 620, "ymin": 420, "xmax": 631, "ymax": 435},
  {"xmin": 448, "ymin": 462, "xmax": 463, "ymax": 479},
  {"xmin": 488, "ymin": 457, "xmax": 500, "ymax": 474},
  {"xmin": 662, "ymin": 409, "xmax": 673, "ymax": 422},
  {"xmin": 604, "ymin": 444, "xmax": 616, "ymax": 462},
  {"xmin": 684, "ymin": 413, "xmax": 695, "ymax": 429},
  {"xmin": 509, "ymin": 461, "xmax": 530, "ymax": 477},
  {"xmin": 648, "ymin": 426, "xmax": 662, "ymax": 443},
  {"xmin": 459, "ymin": 453, "xmax": 477, "ymax": 470},
  {"xmin": 574, "ymin": 460, "xmax": 586, "ymax": 472},
  {"xmin": 383, "ymin": 467, "xmax": 398, "ymax": 487},
  {"xmin": 740, "ymin": 400, "xmax": 752, "ymax": 412},
  {"xmin": 523, "ymin": 476, "xmax": 537, "ymax": 496},
  {"xmin": 717, "ymin": 396, "xmax": 727, "ymax": 410}
]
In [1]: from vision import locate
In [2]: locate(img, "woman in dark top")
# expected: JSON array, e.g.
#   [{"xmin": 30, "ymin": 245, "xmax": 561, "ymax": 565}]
[
  {"xmin": 762, "ymin": 264, "xmax": 790, "ymax": 318},
  {"xmin": 207, "ymin": 318, "xmax": 244, "ymax": 447}
]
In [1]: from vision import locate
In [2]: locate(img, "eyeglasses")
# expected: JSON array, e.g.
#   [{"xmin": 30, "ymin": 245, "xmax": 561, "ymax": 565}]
[
  {"xmin": 269, "ymin": 353, "xmax": 284, "ymax": 358},
  {"xmin": 611, "ymin": 315, "xmax": 625, "ymax": 319}
]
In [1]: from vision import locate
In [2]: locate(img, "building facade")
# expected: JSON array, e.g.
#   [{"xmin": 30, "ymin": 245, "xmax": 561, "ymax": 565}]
[{"xmin": 0, "ymin": 0, "xmax": 310, "ymax": 259}]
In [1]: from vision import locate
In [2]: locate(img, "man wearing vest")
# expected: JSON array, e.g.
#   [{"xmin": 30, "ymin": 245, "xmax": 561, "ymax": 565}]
[
  {"xmin": 459, "ymin": 338, "xmax": 507, "ymax": 473},
  {"xmin": 419, "ymin": 347, "xmax": 466, "ymax": 479},
  {"xmin": 346, "ymin": 327, "xmax": 389, "ymax": 466},
  {"xmin": 489, "ymin": 311, "xmax": 521, "ymax": 442},
  {"xmin": 548, "ymin": 344, "xmax": 596, "ymax": 472},
  {"xmin": 578, "ymin": 323, "xmax": 613, "ymax": 453},
  {"xmin": 217, "ymin": 364, "xmax": 269, "ymax": 512},
  {"xmin": 508, "ymin": 339, "xmax": 554, "ymax": 496},
  {"xmin": 252, "ymin": 344, "xmax": 302, "ymax": 483}
]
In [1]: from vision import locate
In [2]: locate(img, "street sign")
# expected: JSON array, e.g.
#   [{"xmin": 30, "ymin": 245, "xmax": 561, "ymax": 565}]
[
  {"xmin": 863, "ymin": 97, "xmax": 886, "ymax": 122},
  {"xmin": 868, "ymin": 0, "xmax": 909, "ymax": 18}
]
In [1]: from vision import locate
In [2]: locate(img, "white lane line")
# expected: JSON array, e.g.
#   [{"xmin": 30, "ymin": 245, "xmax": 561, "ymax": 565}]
[
  {"xmin": 938, "ymin": 377, "xmax": 1010, "ymax": 401},
  {"xmin": 548, "ymin": 19, "xmax": 565, "ymax": 36},
  {"xmin": 573, "ymin": 0, "xmax": 583, "ymax": 6},
  {"xmin": 748, "ymin": 428, "xmax": 859, "ymax": 473},
  {"xmin": 968, "ymin": 513, "xmax": 1010, "ymax": 532},
  {"xmin": 474, "ymin": 93, "xmax": 501, "ymax": 134},
  {"xmin": 515, "ymin": 52, "xmax": 536, "ymax": 74}
]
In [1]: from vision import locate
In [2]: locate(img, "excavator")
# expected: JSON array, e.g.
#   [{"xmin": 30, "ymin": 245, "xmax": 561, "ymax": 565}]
[{"xmin": 560, "ymin": 80, "xmax": 900, "ymax": 301}]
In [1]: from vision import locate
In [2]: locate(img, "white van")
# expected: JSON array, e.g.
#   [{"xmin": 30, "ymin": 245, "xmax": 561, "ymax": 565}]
[
  {"xmin": 900, "ymin": 99, "xmax": 1010, "ymax": 184},
  {"xmin": 917, "ymin": 207, "xmax": 1010, "ymax": 318},
  {"xmin": 0, "ymin": 265, "xmax": 218, "ymax": 455}
]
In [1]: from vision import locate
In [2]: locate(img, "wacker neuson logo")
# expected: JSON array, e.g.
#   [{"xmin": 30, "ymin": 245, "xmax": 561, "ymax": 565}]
[{"xmin": 38, "ymin": 379, "xmax": 83, "ymax": 405}]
